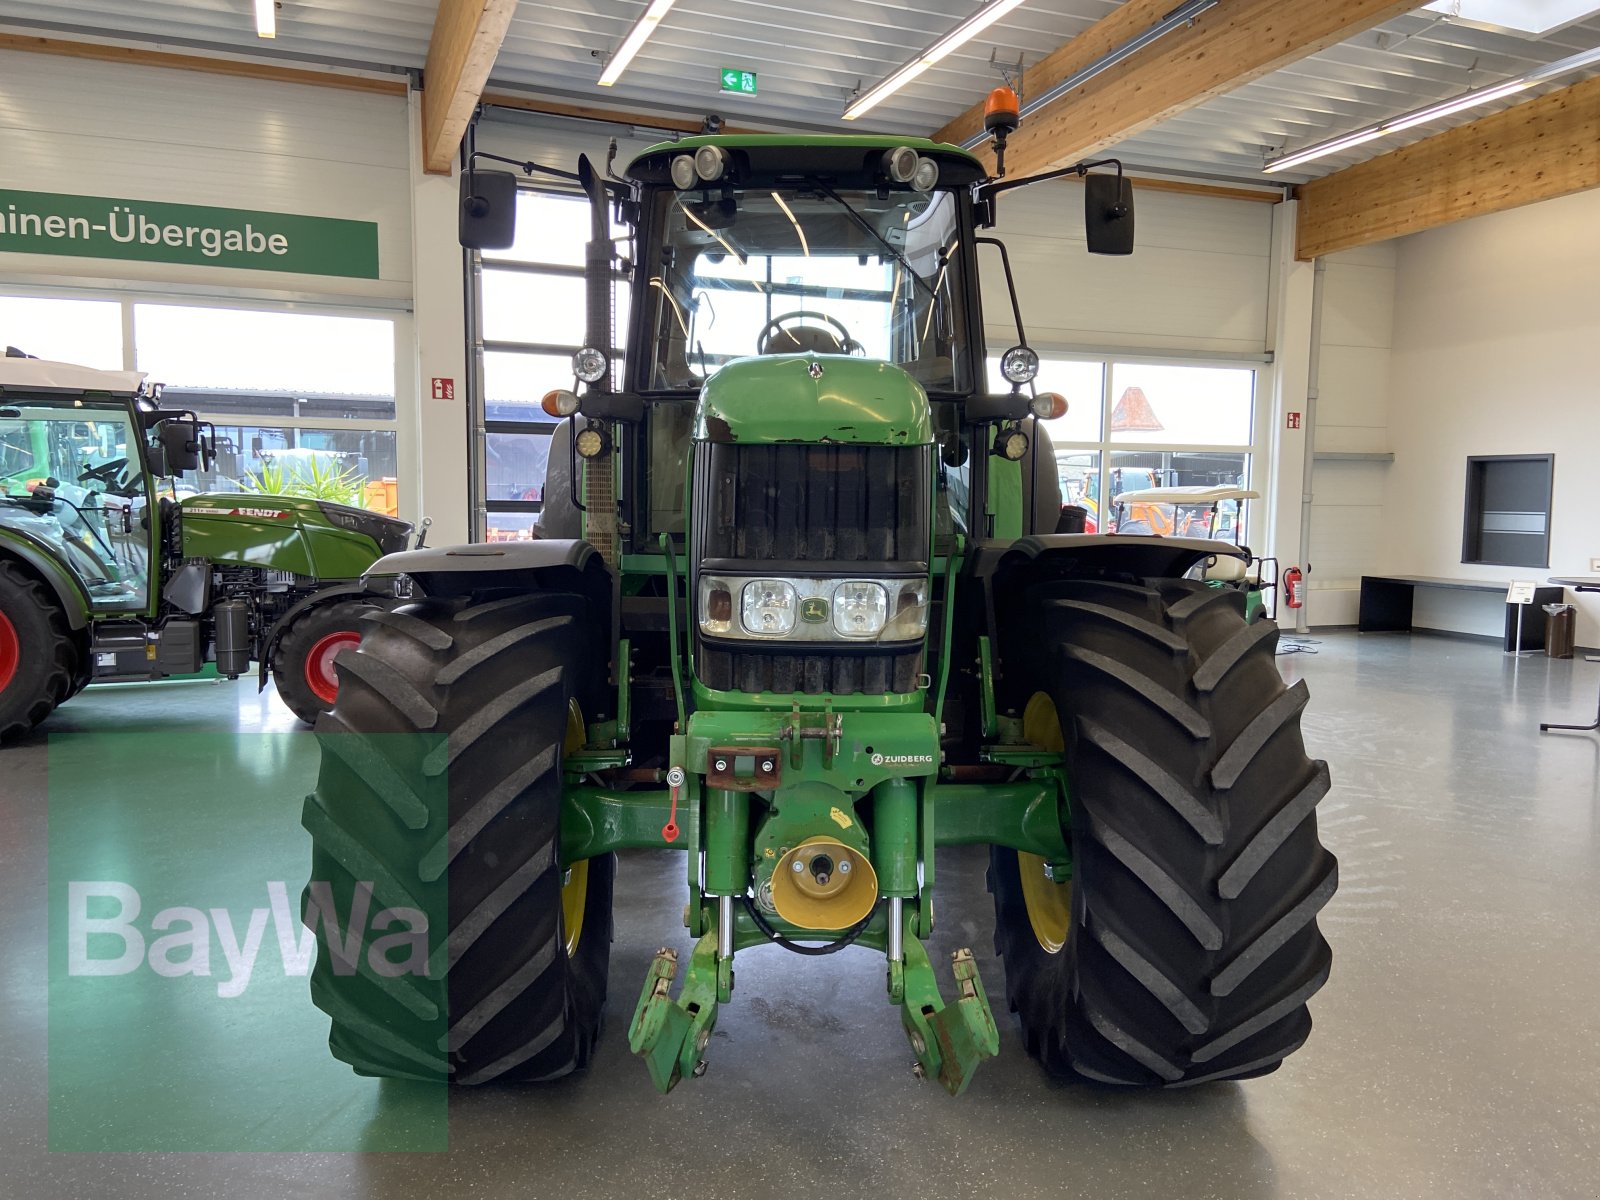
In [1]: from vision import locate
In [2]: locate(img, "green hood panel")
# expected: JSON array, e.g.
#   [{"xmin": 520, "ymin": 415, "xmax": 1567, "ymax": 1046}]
[
  {"xmin": 178, "ymin": 493, "xmax": 404, "ymax": 580},
  {"xmin": 695, "ymin": 355, "xmax": 933, "ymax": 446}
]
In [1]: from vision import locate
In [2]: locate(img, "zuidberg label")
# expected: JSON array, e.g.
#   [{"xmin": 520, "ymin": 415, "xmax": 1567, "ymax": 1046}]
[{"xmin": 870, "ymin": 752, "xmax": 935, "ymax": 766}]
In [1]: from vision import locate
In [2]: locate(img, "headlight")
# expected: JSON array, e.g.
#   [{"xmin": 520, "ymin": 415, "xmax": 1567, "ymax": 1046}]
[
  {"xmin": 832, "ymin": 581, "xmax": 887, "ymax": 637},
  {"xmin": 696, "ymin": 575, "xmax": 929, "ymax": 643},
  {"xmin": 695, "ymin": 144, "xmax": 729, "ymax": 182},
  {"xmin": 1000, "ymin": 345, "xmax": 1039, "ymax": 385},
  {"xmin": 742, "ymin": 579, "xmax": 797, "ymax": 636}
]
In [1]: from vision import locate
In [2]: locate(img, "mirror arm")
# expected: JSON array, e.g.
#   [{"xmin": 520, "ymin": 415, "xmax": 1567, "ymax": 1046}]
[{"xmin": 978, "ymin": 157, "xmax": 1123, "ymax": 203}]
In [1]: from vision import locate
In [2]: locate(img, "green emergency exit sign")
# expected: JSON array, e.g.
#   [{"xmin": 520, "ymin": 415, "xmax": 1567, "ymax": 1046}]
[{"xmin": 720, "ymin": 68, "xmax": 757, "ymax": 95}]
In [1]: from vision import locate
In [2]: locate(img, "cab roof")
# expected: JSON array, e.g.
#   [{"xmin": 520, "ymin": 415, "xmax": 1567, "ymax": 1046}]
[
  {"xmin": 0, "ymin": 357, "xmax": 148, "ymax": 396},
  {"xmin": 628, "ymin": 134, "xmax": 987, "ymax": 189}
]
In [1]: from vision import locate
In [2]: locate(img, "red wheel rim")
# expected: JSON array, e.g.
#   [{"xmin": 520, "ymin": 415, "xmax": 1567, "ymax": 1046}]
[
  {"xmin": 0, "ymin": 610, "xmax": 18, "ymax": 696},
  {"xmin": 304, "ymin": 630, "xmax": 362, "ymax": 707}
]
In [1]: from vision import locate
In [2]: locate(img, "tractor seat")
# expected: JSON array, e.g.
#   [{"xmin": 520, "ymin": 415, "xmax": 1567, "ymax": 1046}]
[
  {"xmin": 764, "ymin": 325, "xmax": 851, "ymax": 355},
  {"xmin": 1203, "ymin": 554, "xmax": 1250, "ymax": 582}
]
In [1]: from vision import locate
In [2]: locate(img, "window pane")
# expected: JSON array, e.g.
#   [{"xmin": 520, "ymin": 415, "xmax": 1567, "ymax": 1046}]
[
  {"xmin": 987, "ymin": 356, "xmax": 1103, "ymax": 443},
  {"xmin": 1108, "ymin": 363, "xmax": 1253, "ymax": 446},
  {"xmin": 486, "ymin": 193, "xmax": 627, "ymax": 267},
  {"xmin": 481, "ymin": 269, "xmax": 630, "ymax": 350},
  {"xmin": 1108, "ymin": 450, "xmax": 1251, "ymax": 543},
  {"xmin": 1053, "ymin": 451, "xmax": 1103, "ymax": 531},
  {"xmin": 486, "ymin": 430, "xmax": 554, "ymax": 504},
  {"xmin": 485, "ymin": 510, "xmax": 543, "ymax": 541},
  {"xmin": 134, "ymin": 305, "xmax": 395, "ymax": 398},
  {"xmin": 0, "ymin": 295, "xmax": 123, "ymax": 369},
  {"xmin": 483, "ymin": 350, "xmax": 575, "ymax": 407},
  {"xmin": 183, "ymin": 426, "xmax": 399, "ymax": 514}
]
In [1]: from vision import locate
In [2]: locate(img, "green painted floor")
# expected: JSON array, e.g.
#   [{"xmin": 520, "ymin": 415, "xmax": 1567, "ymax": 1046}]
[{"xmin": 5, "ymin": 633, "xmax": 1600, "ymax": 1197}]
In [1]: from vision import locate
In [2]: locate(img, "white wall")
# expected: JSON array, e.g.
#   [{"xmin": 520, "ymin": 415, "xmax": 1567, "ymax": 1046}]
[
  {"xmin": 1382, "ymin": 186, "xmax": 1600, "ymax": 644},
  {"xmin": 1303, "ymin": 243, "xmax": 1396, "ymax": 627},
  {"xmin": 0, "ymin": 50, "xmax": 412, "ymax": 300},
  {"xmin": 986, "ymin": 180, "xmax": 1276, "ymax": 357}
]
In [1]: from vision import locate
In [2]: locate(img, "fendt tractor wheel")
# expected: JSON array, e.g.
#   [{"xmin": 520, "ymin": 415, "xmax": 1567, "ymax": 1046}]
[
  {"xmin": 272, "ymin": 599, "xmax": 382, "ymax": 725},
  {"xmin": 0, "ymin": 560, "xmax": 80, "ymax": 742},
  {"xmin": 991, "ymin": 577, "xmax": 1335, "ymax": 1086},
  {"xmin": 302, "ymin": 592, "xmax": 614, "ymax": 1083}
]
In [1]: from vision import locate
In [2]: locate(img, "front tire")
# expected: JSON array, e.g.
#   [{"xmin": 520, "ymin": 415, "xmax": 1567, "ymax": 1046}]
[
  {"xmin": 302, "ymin": 591, "xmax": 613, "ymax": 1083},
  {"xmin": 0, "ymin": 560, "xmax": 79, "ymax": 741},
  {"xmin": 272, "ymin": 598, "xmax": 381, "ymax": 725},
  {"xmin": 992, "ymin": 577, "xmax": 1335, "ymax": 1086}
]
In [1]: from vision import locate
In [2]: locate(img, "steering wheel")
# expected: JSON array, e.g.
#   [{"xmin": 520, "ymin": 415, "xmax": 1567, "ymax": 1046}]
[{"xmin": 757, "ymin": 311, "xmax": 861, "ymax": 356}]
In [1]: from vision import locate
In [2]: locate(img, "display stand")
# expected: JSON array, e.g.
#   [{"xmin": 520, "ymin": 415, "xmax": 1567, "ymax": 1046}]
[{"xmin": 1539, "ymin": 578, "xmax": 1600, "ymax": 733}]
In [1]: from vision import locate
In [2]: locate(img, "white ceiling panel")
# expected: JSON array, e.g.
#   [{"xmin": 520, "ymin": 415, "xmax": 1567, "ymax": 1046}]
[{"xmin": 0, "ymin": 2, "xmax": 1596, "ymax": 185}]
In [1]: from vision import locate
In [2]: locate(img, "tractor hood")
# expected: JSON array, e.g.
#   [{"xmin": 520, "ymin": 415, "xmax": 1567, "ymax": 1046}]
[
  {"xmin": 178, "ymin": 494, "xmax": 410, "ymax": 579},
  {"xmin": 695, "ymin": 354, "xmax": 933, "ymax": 446}
]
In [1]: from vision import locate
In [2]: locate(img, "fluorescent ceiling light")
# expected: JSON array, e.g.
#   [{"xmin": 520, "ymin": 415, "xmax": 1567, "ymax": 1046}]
[
  {"xmin": 598, "ymin": 0, "xmax": 677, "ymax": 87},
  {"xmin": 254, "ymin": 0, "xmax": 275, "ymax": 39},
  {"xmin": 1423, "ymin": 1, "xmax": 1600, "ymax": 37},
  {"xmin": 1264, "ymin": 42, "xmax": 1600, "ymax": 173},
  {"xmin": 844, "ymin": 0, "xmax": 1028, "ymax": 121}
]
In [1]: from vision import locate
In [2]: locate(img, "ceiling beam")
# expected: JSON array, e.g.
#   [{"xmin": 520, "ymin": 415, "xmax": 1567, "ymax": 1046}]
[
  {"xmin": 0, "ymin": 32, "xmax": 405, "ymax": 95},
  {"xmin": 942, "ymin": 0, "xmax": 1418, "ymax": 179},
  {"xmin": 1295, "ymin": 74, "xmax": 1600, "ymax": 259},
  {"xmin": 933, "ymin": 0, "xmax": 1177, "ymax": 149},
  {"xmin": 421, "ymin": 0, "xmax": 518, "ymax": 175}
]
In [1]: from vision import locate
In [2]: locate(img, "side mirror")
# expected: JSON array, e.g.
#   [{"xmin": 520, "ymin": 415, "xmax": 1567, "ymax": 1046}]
[
  {"xmin": 459, "ymin": 169, "xmax": 519, "ymax": 250},
  {"xmin": 157, "ymin": 421, "xmax": 201, "ymax": 474},
  {"xmin": 1084, "ymin": 173, "xmax": 1134, "ymax": 256}
]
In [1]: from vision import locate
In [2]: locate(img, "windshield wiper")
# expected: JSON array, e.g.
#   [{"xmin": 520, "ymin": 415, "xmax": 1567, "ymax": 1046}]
[{"xmin": 810, "ymin": 184, "xmax": 942, "ymax": 304}]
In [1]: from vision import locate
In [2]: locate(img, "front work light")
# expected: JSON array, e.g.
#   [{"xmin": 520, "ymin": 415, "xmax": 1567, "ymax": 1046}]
[
  {"xmin": 694, "ymin": 144, "xmax": 729, "ymax": 182},
  {"xmin": 670, "ymin": 154, "xmax": 699, "ymax": 190},
  {"xmin": 884, "ymin": 146, "xmax": 919, "ymax": 184},
  {"xmin": 575, "ymin": 422, "xmax": 611, "ymax": 459},
  {"xmin": 573, "ymin": 346, "xmax": 608, "ymax": 383},
  {"xmin": 995, "ymin": 425, "xmax": 1029, "ymax": 461},
  {"xmin": 911, "ymin": 156, "xmax": 940, "ymax": 192},
  {"xmin": 1000, "ymin": 345, "xmax": 1039, "ymax": 385}
]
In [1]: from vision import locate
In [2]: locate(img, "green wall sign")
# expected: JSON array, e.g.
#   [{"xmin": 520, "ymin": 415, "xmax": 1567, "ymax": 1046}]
[
  {"xmin": 0, "ymin": 189, "xmax": 380, "ymax": 279},
  {"xmin": 720, "ymin": 68, "xmax": 757, "ymax": 95}
]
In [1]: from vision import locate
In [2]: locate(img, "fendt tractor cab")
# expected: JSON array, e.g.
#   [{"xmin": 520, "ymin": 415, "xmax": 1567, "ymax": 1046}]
[
  {"xmin": 0, "ymin": 354, "xmax": 413, "ymax": 739},
  {"xmin": 303, "ymin": 98, "xmax": 1336, "ymax": 1095}
]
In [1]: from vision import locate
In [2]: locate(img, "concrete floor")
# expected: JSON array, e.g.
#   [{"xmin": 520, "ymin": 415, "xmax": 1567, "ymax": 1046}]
[{"xmin": 5, "ymin": 631, "xmax": 1600, "ymax": 1198}]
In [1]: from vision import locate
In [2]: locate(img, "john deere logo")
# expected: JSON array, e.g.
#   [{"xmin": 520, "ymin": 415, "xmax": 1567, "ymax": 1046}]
[{"xmin": 800, "ymin": 597, "xmax": 829, "ymax": 623}]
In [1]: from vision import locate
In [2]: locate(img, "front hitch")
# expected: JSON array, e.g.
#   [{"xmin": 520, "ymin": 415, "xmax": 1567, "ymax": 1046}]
[
  {"xmin": 627, "ymin": 934, "xmax": 720, "ymax": 1092},
  {"xmin": 899, "ymin": 931, "xmax": 999, "ymax": 1096}
]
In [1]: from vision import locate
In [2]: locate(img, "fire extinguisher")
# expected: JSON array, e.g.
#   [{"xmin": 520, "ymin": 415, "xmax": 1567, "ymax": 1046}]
[{"xmin": 1284, "ymin": 566, "xmax": 1306, "ymax": 609}]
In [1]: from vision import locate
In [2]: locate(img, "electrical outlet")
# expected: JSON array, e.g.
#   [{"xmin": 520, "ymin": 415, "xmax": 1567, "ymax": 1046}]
[{"xmin": 1590, "ymin": 557, "xmax": 1600, "ymax": 574}]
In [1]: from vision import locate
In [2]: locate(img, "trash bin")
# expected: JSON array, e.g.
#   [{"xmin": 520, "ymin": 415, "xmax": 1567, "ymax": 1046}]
[{"xmin": 1543, "ymin": 603, "xmax": 1576, "ymax": 658}]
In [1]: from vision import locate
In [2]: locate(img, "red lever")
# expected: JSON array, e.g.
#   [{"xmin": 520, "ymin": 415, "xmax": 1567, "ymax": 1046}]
[{"xmin": 662, "ymin": 767, "xmax": 683, "ymax": 843}]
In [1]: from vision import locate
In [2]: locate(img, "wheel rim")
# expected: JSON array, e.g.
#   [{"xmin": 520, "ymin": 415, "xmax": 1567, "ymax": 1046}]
[
  {"xmin": 1020, "ymin": 691, "xmax": 1072, "ymax": 954},
  {"xmin": 0, "ymin": 609, "xmax": 18, "ymax": 696},
  {"xmin": 561, "ymin": 699, "xmax": 587, "ymax": 957},
  {"xmin": 304, "ymin": 630, "xmax": 362, "ymax": 706}
]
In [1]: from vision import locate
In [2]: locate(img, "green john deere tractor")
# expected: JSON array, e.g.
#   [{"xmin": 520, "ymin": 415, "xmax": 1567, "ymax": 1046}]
[
  {"xmin": 302, "ymin": 122, "xmax": 1335, "ymax": 1094},
  {"xmin": 0, "ymin": 355, "xmax": 414, "ymax": 739}
]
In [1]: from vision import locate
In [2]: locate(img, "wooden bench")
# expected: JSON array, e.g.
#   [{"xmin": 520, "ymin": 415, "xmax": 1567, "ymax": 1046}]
[{"xmin": 1358, "ymin": 575, "xmax": 1564, "ymax": 652}]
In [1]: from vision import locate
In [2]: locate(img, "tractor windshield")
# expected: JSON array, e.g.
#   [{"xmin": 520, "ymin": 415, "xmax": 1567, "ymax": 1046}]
[
  {"xmin": 643, "ymin": 186, "xmax": 971, "ymax": 393},
  {"xmin": 0, "ymin": 399, "xmax": 151, "ymax": 610}
]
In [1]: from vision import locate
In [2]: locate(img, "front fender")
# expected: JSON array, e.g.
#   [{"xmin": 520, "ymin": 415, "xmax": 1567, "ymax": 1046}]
[
  {"xmin": 367, "ymin": 539, "xmax": 608, "ymax": 595},
  {"xmin": 981, "ymin": 533, "xmax": 1247, "ymax": 584},
  {"xmin": 0, "ymin": 526, "xmax": 91, "ymax": 629}
]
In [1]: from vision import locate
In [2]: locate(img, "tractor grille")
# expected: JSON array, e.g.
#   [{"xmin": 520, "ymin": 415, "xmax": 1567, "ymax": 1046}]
[
  {"xmin": 695, "ymin": 443, "xmax": 930, "ymax": 564},
  {"xmin": 693, "ymin": 443, "xmax": 930, "ymax": 697}
]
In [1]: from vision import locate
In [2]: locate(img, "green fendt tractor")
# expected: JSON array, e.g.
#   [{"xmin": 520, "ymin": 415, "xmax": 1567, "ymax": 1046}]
[
  {"xmin": 303, "ymin": 118, "xmax": 1335, "ymax": 1094},
  {"xmin": 0, "ymin": 355, "xmax": 414, "ymax": 739}
]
